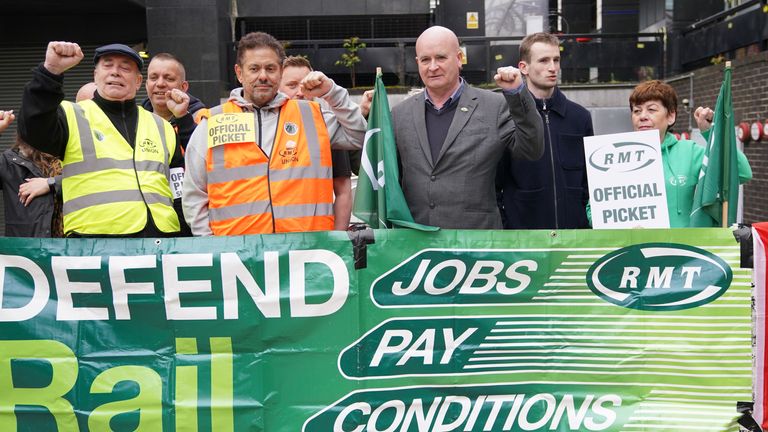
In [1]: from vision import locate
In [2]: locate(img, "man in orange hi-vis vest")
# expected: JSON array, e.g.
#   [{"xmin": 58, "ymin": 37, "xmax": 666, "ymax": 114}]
[{"xmin": 182, "ymin": 32, "xmax": 366, "ymax": 236}]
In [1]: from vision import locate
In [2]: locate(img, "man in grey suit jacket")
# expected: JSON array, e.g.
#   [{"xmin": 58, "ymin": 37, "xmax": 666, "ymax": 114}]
[{"xmin": 392, "ymin": 26, "xmax": 544, "ymax": 229}]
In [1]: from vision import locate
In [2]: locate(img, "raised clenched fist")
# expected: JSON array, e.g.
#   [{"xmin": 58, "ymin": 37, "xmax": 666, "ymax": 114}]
[
  {"xmin": 300, "ymin": 71, "xmax": 333, "ymax": 100},
  {"xmin": 166, "ymin": 88, "xmax": 191, "ymax": 118},
  {"xmin": 44, "ymin": 41, "xmax": 84, "ymax": 75},
  {"xmin": 494, "ymin": 66, "xmax": 524, "ymax": 91},
  {"xmin": 694, "ymin": 106, "xmax": 714, "ymax": 132},
  {"xmin": 359, "ymin": 89, "xmax": 374, "ymax": 118}
]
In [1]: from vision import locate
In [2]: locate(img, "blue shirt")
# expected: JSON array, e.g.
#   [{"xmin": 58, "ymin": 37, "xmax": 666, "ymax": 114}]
[
  {"xmin": 502, "ymin": 81, "xmax": 526, "ymax": 96},
  {"xmin": 425, "ymin": 79, "xmax": 465, "ymax": 112}
]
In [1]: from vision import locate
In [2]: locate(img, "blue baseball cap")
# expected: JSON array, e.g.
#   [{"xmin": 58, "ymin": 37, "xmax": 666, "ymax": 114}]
[{"xmin": 93, "ymin": 44, "xmax": 144, "ymax": 70}]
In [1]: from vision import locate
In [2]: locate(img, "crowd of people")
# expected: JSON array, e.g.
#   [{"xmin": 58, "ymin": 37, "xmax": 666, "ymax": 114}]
[{"xmin": 0, "ymin": 26, "xmax": 752, "ymax": 238}]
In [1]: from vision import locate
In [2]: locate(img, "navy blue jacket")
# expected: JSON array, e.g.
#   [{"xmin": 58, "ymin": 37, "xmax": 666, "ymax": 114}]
[{"xmin": 497, "ymin": 87, "xmax": 593, "ymax": 229}]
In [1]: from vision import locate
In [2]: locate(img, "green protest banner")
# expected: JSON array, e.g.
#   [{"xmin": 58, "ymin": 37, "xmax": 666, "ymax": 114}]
[{"xmin": 0, "ymin": 228, "xmax": 751, "ymax": 431}]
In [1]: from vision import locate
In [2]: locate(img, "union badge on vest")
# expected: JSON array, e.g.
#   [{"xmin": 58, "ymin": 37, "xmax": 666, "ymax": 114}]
[
  {"xmin": 280, "ymin": 140, "xmax": 299, "ymax": 164},
  {"xmin": 139, "ymin": 138, "xmax": 160, "ymax": 154},
  {"xmin": 284, "ymin": 122, "xmax": 299, "ymax": 135}
]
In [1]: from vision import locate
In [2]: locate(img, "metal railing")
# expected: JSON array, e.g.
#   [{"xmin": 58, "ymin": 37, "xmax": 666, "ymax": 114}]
[{"xmin": 273, "ymin": 32, "xmax": 666, "ymax": 87}]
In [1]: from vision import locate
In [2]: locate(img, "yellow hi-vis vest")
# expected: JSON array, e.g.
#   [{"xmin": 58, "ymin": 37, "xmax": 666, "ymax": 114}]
[{"xmin": 60, "ymin": 100, "xmax": 180, "ymax": 236}]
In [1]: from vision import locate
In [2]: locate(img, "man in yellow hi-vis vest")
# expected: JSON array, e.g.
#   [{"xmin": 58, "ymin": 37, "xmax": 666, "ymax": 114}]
[
  {"xmin": 182, "ymin": 32, "xmax": 366, "ymax": 236},
  {"xmin": 19, "ymin": 42, "xmax": 188, "ymax": 237}
]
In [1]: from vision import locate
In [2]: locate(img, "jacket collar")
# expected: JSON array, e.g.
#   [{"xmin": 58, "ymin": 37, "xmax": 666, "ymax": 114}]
[
  {"xmin": 661, "ymin": 131, "xmax": 679, "ymax": 149},
  {"xmin": 533, "ymin": 86, "xmax": 567, "ymax": 116},
  {"xmin": 6, "ymin": 148, "xmax": 44, "ymax": 177},
  {"xmin": 93, "ymin": 91, "xmax": 138, "ymax": 116},
  {"xmin": 425, "ymin": 78, "xmax": 465, "ymax": 111}
]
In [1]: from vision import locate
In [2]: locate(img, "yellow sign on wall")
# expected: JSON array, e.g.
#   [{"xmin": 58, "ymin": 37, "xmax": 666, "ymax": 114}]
[{"xmin": 467, "ymin": 11, "xmax": 479, "ymax": 29}]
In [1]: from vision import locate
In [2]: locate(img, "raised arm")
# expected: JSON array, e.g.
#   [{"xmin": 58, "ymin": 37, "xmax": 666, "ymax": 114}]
[
  {"xmin": 18, "ymin": 42, "xmax": 85, "ymax": 158},
  {"xmin": 495, "ymin": 66, "xmax": 544, "ymax": 161},
  {"xmin": 301, "ymin": 71, "xmax": 367, "ymax": 150}
]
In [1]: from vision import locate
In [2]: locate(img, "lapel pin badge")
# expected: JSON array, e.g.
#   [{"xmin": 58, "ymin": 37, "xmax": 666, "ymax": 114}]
[{"xmin": 460, "ymin": 107, "xmax": 468, "ymax": 112}]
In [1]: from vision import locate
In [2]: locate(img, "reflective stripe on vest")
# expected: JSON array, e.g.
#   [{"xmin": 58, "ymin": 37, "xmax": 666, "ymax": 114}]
[
  {"xmin": 205, "ymin": 100, "xmax": 333, "ymax": 235},
  {"xmin": 63, "ymin": 190, "xmax": 173, "ymax": 215},
  {"xmin": 60, "ymin": 101, "xmax": 179, "ymax": 235},
  {"xmin": 270, "ymin": 100, "xmax": 333, "ymax": 233},
  {"xmin": 65, "ymin": 104, "xmax": 170, "ymax": 179}
]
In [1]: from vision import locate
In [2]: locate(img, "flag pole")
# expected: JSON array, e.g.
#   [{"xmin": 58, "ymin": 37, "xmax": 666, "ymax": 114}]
[{"xmin": 722, "ymin": 60, "xmax": 732, "ymax": 228}]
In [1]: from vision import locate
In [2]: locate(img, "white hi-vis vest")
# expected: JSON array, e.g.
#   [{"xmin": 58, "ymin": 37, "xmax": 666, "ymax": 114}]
[{"xmin": 60, "ymin": 100, "xmax": 180, "ymax": 236}]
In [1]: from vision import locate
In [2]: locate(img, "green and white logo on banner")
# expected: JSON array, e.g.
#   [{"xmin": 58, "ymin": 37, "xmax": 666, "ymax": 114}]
[{"xmin": 587, "ymin": 243, "xmax": 732, "ymax": 310}]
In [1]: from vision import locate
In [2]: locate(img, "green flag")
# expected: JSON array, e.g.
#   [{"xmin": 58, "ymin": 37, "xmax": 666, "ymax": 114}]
[
  {"xmin": 352, "ymin": 72, "xmax": 438, "ymax": 231},
  {"xmin": 690, "ymin": 65, "xmax": 739, "ymax": 227}
]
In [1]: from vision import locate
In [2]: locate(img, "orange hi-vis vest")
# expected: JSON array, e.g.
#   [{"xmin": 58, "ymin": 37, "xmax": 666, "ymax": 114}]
[{"xmin": 199, "ymin": 99, "xmax": 333, "ymax": 235}]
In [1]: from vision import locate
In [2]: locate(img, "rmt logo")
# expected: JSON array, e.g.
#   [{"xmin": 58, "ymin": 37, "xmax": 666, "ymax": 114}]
[
  {"xmin": 587, "ymin": 243, "xmax": 732, "ymax": 311},
  {"xmin": 139, "ymin": 139, "xmax": 159, "ymax": 154}
]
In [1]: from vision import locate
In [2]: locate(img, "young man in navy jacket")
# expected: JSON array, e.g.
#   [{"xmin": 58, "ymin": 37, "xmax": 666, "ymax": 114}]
[{"xmin": 498, "ymin": 32, "xmax": 594, "ymax": 229}]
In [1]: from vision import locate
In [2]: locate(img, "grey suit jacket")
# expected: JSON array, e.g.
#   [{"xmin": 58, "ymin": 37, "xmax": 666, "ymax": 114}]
[{"xmin": 392, "ymin": 84, "xmax": 544, "ymax": 229}]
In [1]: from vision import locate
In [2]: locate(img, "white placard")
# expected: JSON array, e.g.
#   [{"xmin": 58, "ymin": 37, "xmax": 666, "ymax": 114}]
[
  {"xmin": 169, "ymin": 167, "xmax": 184, "ymax": 199},
  {"xmin": 584, "ymin": 129, "xmax": 670, "ymax": 229}
]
